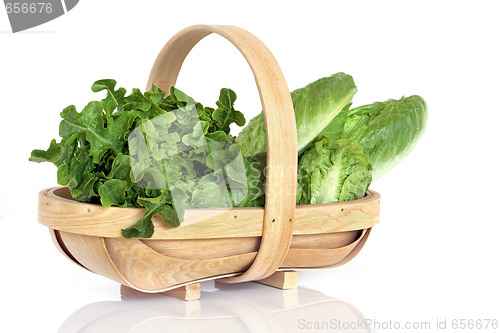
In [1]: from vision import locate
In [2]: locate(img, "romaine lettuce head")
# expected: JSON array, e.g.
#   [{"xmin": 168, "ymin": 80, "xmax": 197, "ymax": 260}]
[
  {"xmin": 315, "ymin": 102, "xmax": 351, "ymax": 142},
  {"xmin": 237, "ymin": 151, "xmax": 267, "ymax": 207},
  {"xmin": 296, "ymin": 137, "xmax": 372, "ymax": 205},
  {"xmin": 342, "ymin": 95, "xmax": 427, "ymax": 181},
  {"xmin": 236, "ymin": 73, "xmax": 357, "ymax": 157}
]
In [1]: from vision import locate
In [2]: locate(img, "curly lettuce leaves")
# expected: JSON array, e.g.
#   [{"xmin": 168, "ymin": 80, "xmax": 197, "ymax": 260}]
[
  {"xmin": 236, "ymin": 73, "xmax": 357, "ymax": 156},
  {"xmin": 341, "ymin": 95, "xmax": 427, "ymax": 181},
  {"xmin": 128, "ymin": 109, "xmax": 259, "ymax": 214},
  {"xmin": 30, "ymin": 80, "xmax": 257, "ymax": 238},
  {"xmin": 296, "ymin": 138, "xmax": 372, "ymax": 204}
]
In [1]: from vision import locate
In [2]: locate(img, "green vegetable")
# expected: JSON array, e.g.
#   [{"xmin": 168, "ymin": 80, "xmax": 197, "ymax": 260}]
[
  {"xmin": 31, "ymin": 73, "xmax": 427, "ymax": 239},
  {"xmin": 30, "ymin": 80, "xmax": 258, "ymax": 238},
  {"xmin": 316, "ymin": 102, "xmax": 350, "ymax": 142},
  {"xmin": 246, "ymin": 137, "xmax": 372, "ymax": 206},
  {"xmin": 296, "ymin": 138, "xmax": 372, "ymax": 204},
  {"xmin": 236, "ymin": 73, "xmax": 357, "ymax": 156},
  {"xmin": 341, "ymin": 95, "xmax": 427, "ymax": 181},
  {"xmin": 235, "ymin": 74, "xmax": 426, "ymax": 205}
]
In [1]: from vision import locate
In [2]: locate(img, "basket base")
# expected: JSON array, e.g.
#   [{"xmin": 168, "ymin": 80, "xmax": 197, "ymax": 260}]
[
  {"xmin": 257, "ymin": 270, "xmax": 299, "ymax": 290},
  {"xmin": 120, "ymin": 271, "xmax": 299, "ymax": 301},
  {"xmin": 121, "ymin": 283, "xmax": 201, "ymax": 301}
]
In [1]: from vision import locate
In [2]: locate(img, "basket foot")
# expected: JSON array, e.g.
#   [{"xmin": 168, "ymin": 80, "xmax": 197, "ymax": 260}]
[
  {"xmin": 120, "ymin": 283, "xmax": 201, "ymax": 301},
  {"xmin": 215, "ymin": 274, "xmax": 300, "ymax": 308},
  {"xmin": 163, "ymin": 283, "xmax": 201, "ymax": 301},
  {"xmin": 256, "ymin": 270, "xmax": 299, "ymax": 290}
]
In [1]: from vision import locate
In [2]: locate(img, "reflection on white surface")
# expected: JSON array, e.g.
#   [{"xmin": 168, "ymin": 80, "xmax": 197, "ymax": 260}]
[{"xmin": 59, "ymin": 282, "xmax": 373, "ymax": 332}]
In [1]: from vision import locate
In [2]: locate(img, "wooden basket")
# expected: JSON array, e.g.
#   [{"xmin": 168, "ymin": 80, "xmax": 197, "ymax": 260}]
[{"xmin": 38, "ymin": 25, "xmax": 380, "ymax": 299}]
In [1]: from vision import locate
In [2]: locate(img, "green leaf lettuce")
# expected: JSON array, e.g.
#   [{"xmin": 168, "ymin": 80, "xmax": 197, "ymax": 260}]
[{"xmin": 30, "ymin": 80, "xmax": 255, "ymax": 239}]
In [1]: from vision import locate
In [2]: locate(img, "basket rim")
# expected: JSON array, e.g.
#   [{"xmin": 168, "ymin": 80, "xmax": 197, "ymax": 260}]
[
  {"xmin": 38, "ymin": 186, "xmax": 380, "ymax": 240},
  {"xmin": 46, "ymin": 185, "xmax": 379, "ymax": 211}
]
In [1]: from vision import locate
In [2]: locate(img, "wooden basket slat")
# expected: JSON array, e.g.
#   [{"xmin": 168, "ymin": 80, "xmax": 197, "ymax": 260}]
[
  {"xmin": 39, "ymin": 187, "xmax": 380, "ymax": 239},
  {"xmin": 58, "ymin": 231, "xmax": 126, "ymax": 285},
  {"xmin": 55, "ymin": 227, "xmax": 369, "ymax": 293},
  {"xmin": 141, "ymin": 230, "xmax": 361, "ymax": 260}
]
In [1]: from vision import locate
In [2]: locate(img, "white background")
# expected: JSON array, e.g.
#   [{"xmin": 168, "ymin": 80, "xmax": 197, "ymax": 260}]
[{"xmin": 1, "ymin": 0, "xmax": 499, "ymax": 332}]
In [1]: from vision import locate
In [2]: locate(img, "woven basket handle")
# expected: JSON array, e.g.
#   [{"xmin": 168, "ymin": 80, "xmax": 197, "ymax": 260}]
[{"xmin": 147, "ymin": 25, "xmax": 297, "ymax": 283}]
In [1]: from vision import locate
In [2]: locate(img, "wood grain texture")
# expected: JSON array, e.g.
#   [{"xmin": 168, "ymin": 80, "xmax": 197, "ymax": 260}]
[
  {"xmin": 162, "ymin": 283, "xmax": 201, "ymax": 301},
  {"xmin": 256, "ymin": 270, "xmax": 299, "ymax": 290},
  {"xmin": 281, "ymin": 229, "xmax": 368, "ymax": 268},
  {"xmin": 120, "ymin": 286, "xmax": 202, "ymax": 314},
  {"xmin": 53, "ymin": 227, "xmax": 369, "ymax": 293},
  {"xmin": 147, "ymin": 25, "xmax": 297, "ymax": 283},
  {"xmin": 322, "ymin": 228, "xmax": 372, "ymax": 269},
  {"xmin": 120, "ymin": 284, "xmax": 201, "ymax": 302},
  {"xmin": 39, "ymin": 187, "xmax": 380, "ymax": 239},
  {"xmin": 142, "ymin": 231, "xmax": 361, "ymax": 260},
  {"xmin": 49, "ymin": 228, "xmax": 88, "ymax": 270},
  {"xmin": 105, "ymin": 236, "xmax": 252, "ymax": 292},
  {"xmin": 58, "ymin": 231, "xmax": 126, "ymax": 286}
]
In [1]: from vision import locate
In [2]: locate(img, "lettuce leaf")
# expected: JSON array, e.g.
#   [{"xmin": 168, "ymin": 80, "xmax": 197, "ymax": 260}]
[
  {"xmin": 341, "ymin": 95, "xmax": 427, "ymax": 181},
  {"xmin": 30, "ymin": 80, "xmax": 255, "ymax": 238},
  {"xmin": 241, "ymin": 137, "xmax": 372, "ymax": 206},
  {"xmin": 296, "ymin": 138, "xmax": 372, "ymax": 204},
  {"xmin": 236, "ymin": 73, "xmax": 357, "ymax": 156}
]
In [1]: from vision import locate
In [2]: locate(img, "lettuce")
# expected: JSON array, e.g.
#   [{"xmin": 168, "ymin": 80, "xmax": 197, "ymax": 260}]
[
  {"xmin": 341, "ymin": 95, "xmax": 427, "ymax": 181},
  {"xmin": 30, "ymin": 80, "xmax": 258, "ymax": 238},
  {"xmin": 296, "ymin": 138, "xmax": 372, "ymax": 204},
  {"xmin": 236, "ymin": 73, "xmax": 357, "ymax": 156},
  {"xmin": 235, "ymin": 78, "xmax": 427, "ymax": 205},
  {"xmin": 243, "ymin": 137, "xmax": 372, "ymax": 206},
  {"xmin": 31, "ymin": 74, "xmax": 427, "ymax": 237}
]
